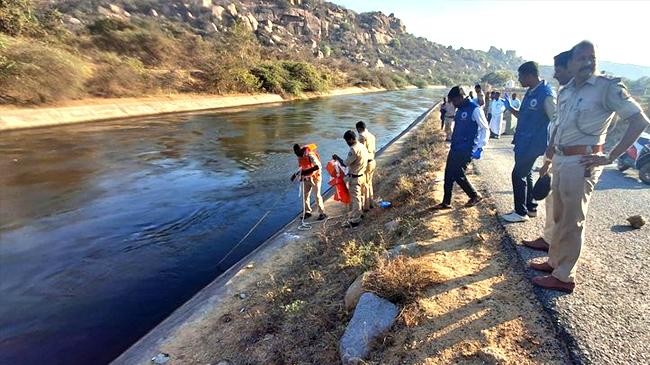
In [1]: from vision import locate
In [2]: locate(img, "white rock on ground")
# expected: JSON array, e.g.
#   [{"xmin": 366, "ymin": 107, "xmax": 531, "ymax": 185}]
[{"xmin": 339, "ymin": 292, "xmax": 399, "ymax": 364}]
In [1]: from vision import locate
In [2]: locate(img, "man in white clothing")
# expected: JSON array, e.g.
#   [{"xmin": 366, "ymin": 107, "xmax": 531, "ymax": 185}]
[{"xmin": 489, "ymin": 91, "xmax": 506, "ymax": 138}]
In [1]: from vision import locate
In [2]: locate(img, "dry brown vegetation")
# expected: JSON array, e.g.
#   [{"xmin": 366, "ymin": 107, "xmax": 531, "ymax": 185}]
[{"xmin": 158, "ymin": 111, "xmax": 571, "ymax": 365}]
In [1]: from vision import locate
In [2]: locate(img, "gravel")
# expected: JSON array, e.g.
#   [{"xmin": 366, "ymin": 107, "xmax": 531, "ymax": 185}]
[{"xmin": 474, "ymin": 138, "xmax": 650, "ymax": 365}]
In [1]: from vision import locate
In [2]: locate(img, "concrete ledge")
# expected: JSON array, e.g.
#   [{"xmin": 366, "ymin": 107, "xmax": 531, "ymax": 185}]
[{"xmin": 0, "ymin": 87, "xmax": 391, "ymax": 132}]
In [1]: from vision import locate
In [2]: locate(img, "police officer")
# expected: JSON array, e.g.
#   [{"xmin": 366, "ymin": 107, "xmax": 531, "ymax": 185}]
[
  {"xmin": 356, "ymin": 121, "xmax": 377, "ymax": 211},
  {"xmin": 443, "ymin": 97, "xmax": 457, "ymax": 141},
  {"xmin": 531, "ymin": 41, "xmax": 649, "ymax": 293},
  {"xmin": 501, "ymin": 61, "xmax": 556, "ymax": 223},
  {"xmin": 333, "ymin": 130, "xmax": 368, "ymax": 227},
  {"xmin": 432, "ymin": 86, "xmax": 488, "ymax": 210},
  {"xmin": 523, "ymin": 50, "xmax": 573, "ymax": 251},
  {"xmin": 291, "ymin": 144, "xmax": 327, "ymax": 221}
]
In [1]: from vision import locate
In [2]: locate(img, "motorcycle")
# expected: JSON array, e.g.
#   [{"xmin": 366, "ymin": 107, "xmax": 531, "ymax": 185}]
[{"xmin": 617, "ymin": 132, "xmax": 650, "ymax": 185}]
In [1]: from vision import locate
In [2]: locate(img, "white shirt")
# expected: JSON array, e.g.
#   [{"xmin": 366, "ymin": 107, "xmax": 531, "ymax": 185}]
[
  {"xmin": 472, "ymin": 107, "xmax": 489, "ymax": 151},
  {"xmin": 511, "ymin": 99, "xmax": 521, "ymax": 110},
  {"xmin": 490, "ymin": 99, "xmax": 506, "ymax": 117}
]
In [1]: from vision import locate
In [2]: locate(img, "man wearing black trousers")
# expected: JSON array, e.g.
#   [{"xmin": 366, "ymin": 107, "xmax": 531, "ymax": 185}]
[
  {"xmin": 433, "ymin": 86, "xmax": 489, "ymax": 210},
  {"xmin": 501, "ymin": 61, "xmax": 556, "ymax": 223}
]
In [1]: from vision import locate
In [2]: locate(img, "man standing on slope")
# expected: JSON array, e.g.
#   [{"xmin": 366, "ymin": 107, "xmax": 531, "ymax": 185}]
[
  {"xmin": 530, "ymin": 41, "xmax": 649, "ymax": 293},
  {"xmin": 432, "ymin": 86, "xmax": 489, "ymax": 210},
  {"xmin": 501, "ymin": 61, "xmax": 556, "ymax": 223},
  {"xmin": 292, "ymin": 143, "xmax": 327, "ymax": 221},
  {"xmin": 333, "ymin": 130, "xmax": 368, "ymax": 228},
  {"xmin": 356, "ymin": 121, "xmax": 377, "ymax": 211},
  {"xmin": 522, "ymin": 50, "xmax": 573, "ymax": 251}
]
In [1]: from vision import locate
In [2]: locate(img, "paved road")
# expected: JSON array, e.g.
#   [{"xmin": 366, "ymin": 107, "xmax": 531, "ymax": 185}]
[{"xmin": 475, "ymin": 138, "xmax": 650, "ymax": 364}]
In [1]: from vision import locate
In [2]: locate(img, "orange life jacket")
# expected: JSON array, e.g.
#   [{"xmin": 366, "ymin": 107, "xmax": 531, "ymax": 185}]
[
  {"xmin": 298, "ymin": 144, "xmax": 321, "ymax": 180},
  {"xmin": 325, "ymin": 159, "xmax": 351, "ymax": 204}
]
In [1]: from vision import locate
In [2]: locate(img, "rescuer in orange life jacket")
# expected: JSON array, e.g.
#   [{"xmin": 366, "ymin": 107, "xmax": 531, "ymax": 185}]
[{"xmin": 291, "ymin": 143, "xmax": 327, "ymax": 220}]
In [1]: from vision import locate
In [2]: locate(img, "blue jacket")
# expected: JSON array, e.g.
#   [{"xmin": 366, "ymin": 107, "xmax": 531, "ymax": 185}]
[
  {"xmin": 513, "ymin": 80, "xmax": 554, "ymax": 157},
  {"xmin": 451, "ymin": 99, "xmax": 480, "ymax": 153}
]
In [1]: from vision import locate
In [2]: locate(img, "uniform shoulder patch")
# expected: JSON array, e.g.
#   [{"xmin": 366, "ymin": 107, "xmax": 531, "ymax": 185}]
[{"xmin": 618, "ymin": 86, "xmax": 631, "ymax": 100}]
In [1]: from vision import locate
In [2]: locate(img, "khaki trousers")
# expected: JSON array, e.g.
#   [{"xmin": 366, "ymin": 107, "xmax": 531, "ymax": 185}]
[
  {"xmin": 548, "ymin": 155, "xmax": 603, "ymax": 283},
  {"xmin": 348, "ymin": 175, "xmax": 366, "ymax": 223},
  {"xmin": 302, "ymin": 176, "xmax": 324, "ymax": 215},
  {"xmin": 542, "ymin": 172, "xmax": 554, "ymax": 244},
  {"xmin": 363, "ymin": 160, "xmax": 377, "ymax": 210}
]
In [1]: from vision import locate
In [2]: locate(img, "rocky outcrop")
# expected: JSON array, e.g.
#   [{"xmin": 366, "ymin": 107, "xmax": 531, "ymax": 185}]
[{"xmin": 46, "ymin": 0, "xmax": 525, "ymax": 84}]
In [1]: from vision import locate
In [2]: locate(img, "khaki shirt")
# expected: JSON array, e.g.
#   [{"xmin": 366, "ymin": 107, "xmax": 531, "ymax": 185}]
[
  {"xmin": 554, "ymin": 75, "xmax": 646, "ymax": 146},
  {"xmin": 358, "ymin": 130, "xmax": 377, "ymax": 160},
  {"xmin": 345, "ymin": 141, "xmax": 368, "ymax": 176}
]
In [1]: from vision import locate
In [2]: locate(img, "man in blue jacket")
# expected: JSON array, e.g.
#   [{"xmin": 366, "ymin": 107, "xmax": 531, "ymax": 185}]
[
  {"xmin": 432, "ymin": 86, "xmax": 489, "ymax": 210},
  {"xmin": 501, "ymin": 61, "xmax": 556, "ymax": 223}
]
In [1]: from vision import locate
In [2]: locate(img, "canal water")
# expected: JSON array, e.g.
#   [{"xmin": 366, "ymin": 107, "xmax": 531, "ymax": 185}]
[{"xmin": 0, "ymin": 89, "xmax": 442, "ymax": 364}]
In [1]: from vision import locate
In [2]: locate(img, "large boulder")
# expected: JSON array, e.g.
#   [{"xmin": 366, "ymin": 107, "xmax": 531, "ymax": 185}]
[{"xmin": 340, "ymin": 293, "xmax": 399, "ymax": 364}]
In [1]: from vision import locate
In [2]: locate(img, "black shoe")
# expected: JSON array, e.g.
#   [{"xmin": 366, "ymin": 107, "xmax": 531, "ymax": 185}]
[
  {"xmin": 303, "ymin": 213, "xmax": 312, "ymax": 219},
  {"xmin": 465, "ymin": 195, "xmax": 483, "ymax": 207},
  {"xmin": 432, "ymin": 203, "xmax": 452, "ymax": 210},
  {"xmin": 317, "ymin": 213, "xmax": 327, "ymax": 221}
]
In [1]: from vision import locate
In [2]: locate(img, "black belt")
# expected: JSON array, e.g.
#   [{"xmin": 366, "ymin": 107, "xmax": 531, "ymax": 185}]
[{"xmin": 348, "ymin": 173, "xmax": 363, "ymax": 178}]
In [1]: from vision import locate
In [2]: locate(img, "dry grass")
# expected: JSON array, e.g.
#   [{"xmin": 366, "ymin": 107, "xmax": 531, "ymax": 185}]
[{"xmin": 364, "ymin": 256, "xmax": 444, "ymax": 305}]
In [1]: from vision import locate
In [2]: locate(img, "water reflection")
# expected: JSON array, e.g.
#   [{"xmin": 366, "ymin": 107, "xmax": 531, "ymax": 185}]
[{"xmin": 0, "ymin": 89, "xmax": 441, "ymax": 364}]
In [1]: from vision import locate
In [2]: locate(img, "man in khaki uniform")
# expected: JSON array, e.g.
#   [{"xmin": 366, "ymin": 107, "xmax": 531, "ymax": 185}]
[
  {"xmin": 333, "ymin": 130, "xmax": 368, "ymax": 227},
  {"xmin": 530, "ymin": 41, "xmax": 650, "ymax": 293},
  {"xmin": 356, "ymin": 121, "xmax": 377, "ymax": 211}
]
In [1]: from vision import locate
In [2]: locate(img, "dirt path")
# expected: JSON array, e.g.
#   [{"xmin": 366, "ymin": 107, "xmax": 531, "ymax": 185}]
[{"xmin": 124, "ymin": 113, "xmax": 571, "ymax": 365}]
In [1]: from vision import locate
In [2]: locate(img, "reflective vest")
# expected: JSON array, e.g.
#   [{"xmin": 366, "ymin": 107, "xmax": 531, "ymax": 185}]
[
  {"xmin": 514, "ymin": 80, "xmax": 554, "ymax": 157},
  {"xmin": 451, "ymin": 99, "xmax": 480, "ymax": 152},
  {"xmin": 298, "ymin": 143, "xmax": 321, "ymax": 180}
]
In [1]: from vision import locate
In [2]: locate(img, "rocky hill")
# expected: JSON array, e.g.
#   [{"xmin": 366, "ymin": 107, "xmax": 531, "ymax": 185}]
[{"xmin": 1, "ymin": 0, "xmax": 524, "ymax": 104}]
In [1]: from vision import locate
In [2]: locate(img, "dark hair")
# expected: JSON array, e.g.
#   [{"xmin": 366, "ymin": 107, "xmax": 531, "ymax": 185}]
[
  {"xmin": 518, "ymin": 61, "xmax": 539, "ymax": 77},
  {"xmin": 355, "ymin": 121, "xmax": 366, "ymax": 130},
  {"xmin": 554, "ymin": 50, "xmax": 572, "ymax": 68},
  {"xmin": 512, "ymin": 93, "xmax": 518, "ymax": 98},
  {"xmin": 571, "ymin": 40, "xmax": 595, "ymax": 56},
  {"xmin": 474, "ymin": 84, "xmax": 481, "ymax": 89},
  {"xmin": 447, "ymin": 85, "xmax": 465, "ymax": 99},
  {"xmin": 293, "ymin": 144, "xmax": 302, "ymax": 156},
  {"xmin": 343, "ymin": 130, "xmax": 356, "ymax": 141}
]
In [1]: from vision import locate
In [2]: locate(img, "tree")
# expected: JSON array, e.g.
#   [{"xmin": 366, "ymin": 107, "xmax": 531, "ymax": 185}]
[{"xmin": 480, "ymin": 70, "xmax": 515, "ymax": 87}]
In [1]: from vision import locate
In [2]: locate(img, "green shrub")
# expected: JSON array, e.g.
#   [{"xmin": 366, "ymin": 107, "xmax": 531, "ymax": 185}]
[
  {"xmin": 390, "ymin": 73, "xmax": 409, "ymax": 88},
  {"xmin": 281, "ymin": 61, "xmax": 327, "ymax": 92},
  {"xmin": 0, "ymin": 36, "xmax": 87, "ymax": 104},
  {"xmin": 411, "ymin": 78, "xmax": 428, "ymax": 89},
  {"xmin": 251, "ymin": 62, "xmax": 288, "ymax": 95},
  {"xmin": 377, "ymin": 72, "xmax": 397, "ymax": 90}
]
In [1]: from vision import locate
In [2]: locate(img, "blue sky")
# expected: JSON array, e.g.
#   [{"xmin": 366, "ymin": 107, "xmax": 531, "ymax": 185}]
[{"xmin": 334, "ymin": 0, "xmax": 650, "ymax": 67}]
